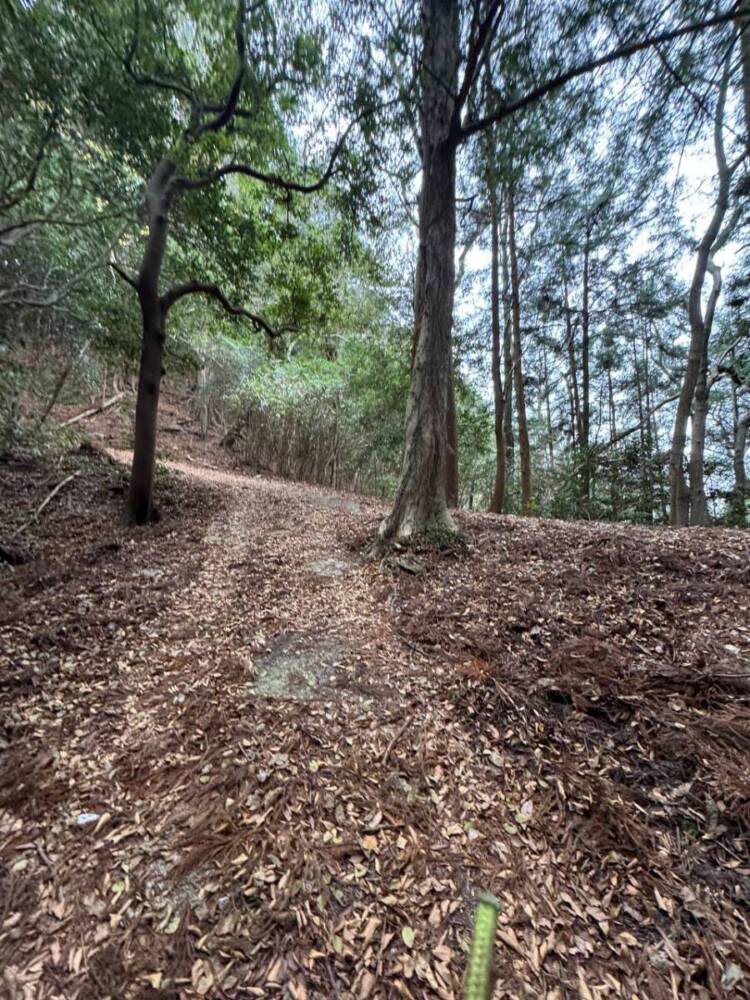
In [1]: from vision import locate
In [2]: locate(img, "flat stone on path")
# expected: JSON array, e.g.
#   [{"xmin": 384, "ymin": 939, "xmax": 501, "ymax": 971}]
[
  {"xmin": 249, "ymin": 633, "xmax": 373, "ymax": 706},
  {"xmin": 306, "ymin": 556, "xmax": 353, "ymax": 577}
]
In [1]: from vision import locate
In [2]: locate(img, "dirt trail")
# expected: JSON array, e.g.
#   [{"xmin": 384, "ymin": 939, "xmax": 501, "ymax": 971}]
[
  {"xmin": 1, "ymin": 455, "xmax": 502, "ymax": 999},
  {"xmin": 2, "ymin": 452, "xmax": 750, "ymax": 999}
]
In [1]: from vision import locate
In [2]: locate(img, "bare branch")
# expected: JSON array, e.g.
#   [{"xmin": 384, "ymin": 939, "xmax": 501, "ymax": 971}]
[
  {"xmin": 175, "ymin": 107, "xmax": 373, "ymax": 195},
  {"xmin": 1, "ymin": 207, "xmax": 132, "ymax": 246},
  {"xmin": 191, "ymin": 0, "xmax": 247, "ymax": 136},
  {"xmin": 109, "ymin": 260, "xmax": 139, "ymax": 291},
  {"xmin": 160, "ymin": 280, "xmax": 287, "ymax": 338},
  {"xmin": 1, "ymin": 225, "xmax": 130, "ymax": 308},
  {"xmin": 687, "ymin": 52, "xmax": 734, "ymax": 336},
  {"xmin": 709, "ymin": 333, "xmax": 746, "ymax": 387},
  {"xmin": 122, "ymin": 0, "xmax": 195, "ymax": 103},
  {"xmin": 0, "ymin": 109, "xmax": 60, "ymax": 214},
  {"xmin": 459, "ymin": 8, "xmax": 739, "ymax": 141},
  {"xmin": 177, "ymin": 155, "xmax": 340, "ymax": 195},
  {"xmin": 704, "ymin": 260, "xmax": 723, "ymax": 337},
  {"xmin": 456, "ymin": 0, "xmax": 504, "ymax": 112},
  {"xmin": 601, "ymin": 393, "xmax": 682, "ymax": 450}
]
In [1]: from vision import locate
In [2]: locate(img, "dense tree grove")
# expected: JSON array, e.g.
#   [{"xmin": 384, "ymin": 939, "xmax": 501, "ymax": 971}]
[{"xmin": 1, "ymin": 0, "xmax": 748, "ymax": 530}]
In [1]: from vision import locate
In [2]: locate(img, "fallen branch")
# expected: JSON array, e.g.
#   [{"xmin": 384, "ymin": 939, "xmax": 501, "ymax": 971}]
[
  {"xmin": 61, "ymin": 392, "xmax": 124, "ymax": 427},
  {"xmin": 28, "ymin": 470, "xmax": 80, "ymax": 524},
  {"xmin": 382, "ymin": 717, "xmax": 411, "ymax": 767}
]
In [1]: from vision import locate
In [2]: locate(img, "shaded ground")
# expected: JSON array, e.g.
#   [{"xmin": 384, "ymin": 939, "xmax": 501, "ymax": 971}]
[{"xmin": 1, "ymin": 444, "xmax": 749, "ymax": 999}]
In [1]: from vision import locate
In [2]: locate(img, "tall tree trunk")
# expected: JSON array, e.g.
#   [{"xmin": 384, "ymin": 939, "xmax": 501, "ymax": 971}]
[
  {"xmin": 542, "ymin": 342, "xmax": 554, "ymax": 470},
  {"xmin": 501, "ymin": 210, "xmax": 514, "ymax": 498},
  {"xmin": 488, "ymin": 183, "xmax": 506, "ymax": 513},
  {"xmin": 688, "ymin": 348, "xmax": 710, "ymax": 525},
  {"xmin": 580, "ymin": 229, "xmax": 591, "ymax": 515},
  {"xmin": 565, "ymin": 374, "xmax": 576, "ymax": 452},
  {"xmin": 641, "ymin": 321, "xmax": 655, "ymax": 522},
  {"xmin": 39, "ymin": 326, "xmax": 90, "ymax": 426},
  {"xmin": 40, "ymin": 361, "xmax": 73, "ymax": 425},
  {"xmin": 563, "ymin": 263, "xmax": 582, "ymax": 449},
  {"xmin": 606, "ymin": 366, "xmax": 620, "ymax": 519},
  {"xmin": 652, "ymin": 412, "xmax": 669, "ymax": 523},
  {"xmin": 738, "ymin": 0, "xmax": 750, "ymax": 152},
  {"xmin": 732, "ymin": 409, "xmax": 750, "ymax": 526},
  {"xmin": 607, "ymin": 366, "xmax": 616, "ymax": 443},
  {"xmin": 100, "ymin": 364, "xmax": 108, "ymax": 408},
  {"xmin": 669, "ymin": 68, "xmax": 731, "ymax": 526},
  {"xmin": 688, "ymin": 262, "xmax": 721, "ymax": 526},
  {"xmin": 508, "ymin": 185, "xmax": 531, "ymax": 514},
  {"xmin": 631, "ymin": 330, "xmax": 648, "ymax": 521},
  {"xmin": 446, "ymin": 362, "xmax": 459, "ymax": 506},
  {"xmin": 197, "ymin": 364, "xmax": 209, "ymax": 438},
  {"xmin": 380, "ymin": 0, "xmax": 458, "ymax": 541},
  {"xmin": 129, "ymin": 159, "xmax": 177, "ymax": 525}
]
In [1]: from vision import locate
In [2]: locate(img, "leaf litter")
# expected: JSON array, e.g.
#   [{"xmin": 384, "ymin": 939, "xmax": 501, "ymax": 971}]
[{"xmin": 1, "ymin": 448, "xmax": 749, "ymax": 998}]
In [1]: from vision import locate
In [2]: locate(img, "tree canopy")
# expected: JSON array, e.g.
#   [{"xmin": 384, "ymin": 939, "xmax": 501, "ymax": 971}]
[{"xmin": 1, "ymin": 0, "xmax": 748, "ymax": 528}]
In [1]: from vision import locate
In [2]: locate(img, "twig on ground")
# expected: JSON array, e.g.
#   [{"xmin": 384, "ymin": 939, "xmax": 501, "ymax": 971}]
[
  {"xmin": 35, "ymin": 841, "xmax": 54, "ymax": 870},
  {"xmin": 26, "ymin": 470, "xmax": 80, "ymax": 525},
  {"xmin": 324, "ymin": 959, "xmax": 341, "ymax": 998},
  {"xmin": 61, "ymin": 392, "xmax": 124, "ymax": 427},
  {"xmin": 398, "ymin": 634, "xmax": 433, "ymax": 661},
  {"xmin": 382, "ymin": 717, "xmax": 411, "ymax": 767}
]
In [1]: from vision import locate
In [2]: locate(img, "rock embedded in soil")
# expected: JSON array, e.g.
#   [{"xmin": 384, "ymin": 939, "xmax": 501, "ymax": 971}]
[
  {"xmin": 306, "ymin": 556, "xmax": 353, "ymax": 578},
  {"xmin": 249, "ymin": 634, "xmax": 371, "ymax": 706}
]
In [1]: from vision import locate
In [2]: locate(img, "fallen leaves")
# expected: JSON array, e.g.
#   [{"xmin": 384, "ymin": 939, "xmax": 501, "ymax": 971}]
[
  {"xmin": 2, "ymin": 441, "xmax": 750, "ymax": 997},
  {"xmin": 401, "ymin": 925, "xmax": 415, "ymax": 948},
  {"xmin": 389, "ymin": 510, "xmax": 750, "ymax": 996}
]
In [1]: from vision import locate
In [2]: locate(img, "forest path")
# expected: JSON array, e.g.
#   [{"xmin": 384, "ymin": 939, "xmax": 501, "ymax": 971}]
[
  {"xmin": 2, "ymin": 453, "xmax": 512, "ymax": 999},
  {"xmin": 4, "ymin": 450, "xmax": 750, "ymax": 999}
]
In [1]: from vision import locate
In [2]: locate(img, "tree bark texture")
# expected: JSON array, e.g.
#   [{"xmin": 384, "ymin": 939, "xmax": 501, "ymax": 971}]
[
  {"xmin": 733, "ymin": 409, "xmax": 750, "ymax": 526},
  {"xmin": 129, "ymin": 159, "xmax": 177, "ymax": 525},
  {"xmin": 488, "ymin": 183, "xmax": 506, "ymax": 513},
  {"xmin": 501, "ymin": 209, "xmax": 514, "ymax": 493},
  {"xmin": 508, "ymin": 185, "xmax": 531, "ymax": 514},
  {"xmin": 738, "ymin": 1, "xmax": 750, "ymax": 153},
  {"xmin": 446, "ymin": 361, "xmax": 459, "ymax": 507},
  {"xmin": 580, "ymin": 229, "xmax": 591, "ymax": 514},
  {"xmin": 380, "ymin": 0, "xmax": 459, "ymax": 541},
  {"xmin": 669, "ymin": 69, "xmax": 730, "ymax": 526}
]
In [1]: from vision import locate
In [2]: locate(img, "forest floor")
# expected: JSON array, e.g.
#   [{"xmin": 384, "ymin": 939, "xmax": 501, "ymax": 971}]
[{"xmin": 2, "ymin": 405, "xmax": 750, "ymax": 999}]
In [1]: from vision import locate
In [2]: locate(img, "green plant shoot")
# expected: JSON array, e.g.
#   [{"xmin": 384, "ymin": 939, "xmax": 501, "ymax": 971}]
[{"xmin": 464, "ymin": 893, "xmax": 501, "ymax": 1000}]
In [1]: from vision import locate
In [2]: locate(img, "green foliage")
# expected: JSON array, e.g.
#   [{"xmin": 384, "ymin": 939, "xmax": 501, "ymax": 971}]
[
  {"xmin": 243, "ymin": 353, "xmax": 343, "ymax": 411},
  {"xmin": 226, "ymin": 329, "xmax": 408, "ymax": 496},
  {"xmin": 1, "ymin": 0, "xmax": 747, "ymax": 527},
  {"xmin": 456, "ymin": 381, "xmax": 494, "ymax": 510},
  {"xmin": 0, "ymin": 352, "xmax": 78, "ymax": 460}
]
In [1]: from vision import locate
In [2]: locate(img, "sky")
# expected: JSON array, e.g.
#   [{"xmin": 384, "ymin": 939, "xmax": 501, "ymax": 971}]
[{"xmin": 460, "ymin": 134, "xmax": 737, "ymax": 294}]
